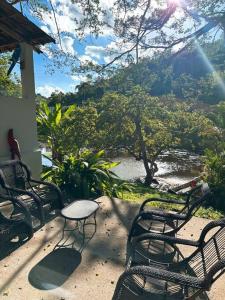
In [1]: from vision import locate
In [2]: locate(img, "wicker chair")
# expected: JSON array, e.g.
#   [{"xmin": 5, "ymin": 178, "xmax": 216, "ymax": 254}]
[
  {"xmin": 0, "ymin": 194, "xmax": 33, "ymax": 250},
  {"xmin": 128, "ymin": 184, "xmax": 211, "ymax": 243},
  {"xmin": 113, "ymin": 219, "xmax": 225, "ymax": 300},
  {"xmin": 0, "ymin": 160, "xmax": 64, "ymax": 227}
]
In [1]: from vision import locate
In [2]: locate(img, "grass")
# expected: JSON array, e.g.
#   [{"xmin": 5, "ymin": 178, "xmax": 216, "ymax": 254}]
[{"xmin": 117, "ymin": 183, "xmax": 224, "ymax": 220}]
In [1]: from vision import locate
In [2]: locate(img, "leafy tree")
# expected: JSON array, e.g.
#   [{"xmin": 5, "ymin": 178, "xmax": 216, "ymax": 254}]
[
  {"xmin": 96, "ymin": 86, "xmax": 218, "ymax": 185},
  {"xmin": 169, "ymin": 109, "xmax": 220, "ymax": 153},
  {"xmin": 0, "ymin": 54, "xmax": 21, "ymax": 97},
  {"xmin": 36, "ymin": 101, "xmax": 75, "ymax": 161},
  {"xmin": 37, "ymin": 100, "xmax": 98, "ymax": 158},
  {"xmin": 8, "ymin": 0, "xmax": 225, "ymax": 71},
  {"xmin": 215, "ymin": 101, "xmax": 225, "ymax": 130},
  {"xmin": 96, "ymin": 87, "xmax": 173, "ymax": 184},
  {"xmin": 64, "ymin": 103, "xmax": 98, "ymax": 152},
  {"xmin": 197, "ymin": 72, "xmax": 225, "ymax": 104}
]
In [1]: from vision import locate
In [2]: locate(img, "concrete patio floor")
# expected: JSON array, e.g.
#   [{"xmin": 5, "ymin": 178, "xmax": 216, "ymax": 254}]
[{"xmin": 0, "ymin": 196, "xmax": 225, "ymax": 300}]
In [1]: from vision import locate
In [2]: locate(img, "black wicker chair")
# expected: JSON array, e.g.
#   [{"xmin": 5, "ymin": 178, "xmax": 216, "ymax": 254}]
[
  {"xmin": 128, "ymin": 184, "xmax": 211, "ymax": 243},
  {"xmin": 113, "ymin": 219, "xmax": 225, "ymax": 300},
  {"xmin": 0, "ymin": 194, "xmax": 33, "ymax": 251},
  {"xmin": 0, "ymin": 160, "xmax": 64, "ymax": 227}
]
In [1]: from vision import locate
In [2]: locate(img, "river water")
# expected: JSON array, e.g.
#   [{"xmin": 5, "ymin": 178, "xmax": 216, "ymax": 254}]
[
  {"xmin": 111, "ymin": 150, "xmax": 202, "ymax": 186},
  {"xmin": 42, "ymin": 149, "xmax": 202, "ymax": 186}
]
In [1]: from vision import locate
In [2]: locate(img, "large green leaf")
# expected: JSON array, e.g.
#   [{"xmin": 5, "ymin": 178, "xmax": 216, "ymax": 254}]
[
  {"xmin": 64, "ymin": 104, "xmax": 76, "ymax": 118},
  {"xmin": 55, "ymin": 103, "xmax": 62, "ymax": 125}
]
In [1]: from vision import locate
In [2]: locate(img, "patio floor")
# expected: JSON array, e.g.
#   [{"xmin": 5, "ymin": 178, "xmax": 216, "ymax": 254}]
[{"xmin": 0, "ymin": 196, "xmax": 225, "ymax": 300}]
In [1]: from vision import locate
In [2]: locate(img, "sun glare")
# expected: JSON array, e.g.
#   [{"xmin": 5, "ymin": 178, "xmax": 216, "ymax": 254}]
[
  {"xmin": 195, "ymin": 40, "xmax": 225, "ymax": 95},
  {"xmin": 168, "ymin": 0, "xmax": 181, "ymax": 6}
]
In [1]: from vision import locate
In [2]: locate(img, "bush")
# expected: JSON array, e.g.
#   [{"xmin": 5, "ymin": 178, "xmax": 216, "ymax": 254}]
[
  {"xmin": 42, "ymin": 150, "xmax": 123, "ymax": 199},
  {"xmin": 203, "ymin": 149, "xmax": 225, "ymax": 211}
]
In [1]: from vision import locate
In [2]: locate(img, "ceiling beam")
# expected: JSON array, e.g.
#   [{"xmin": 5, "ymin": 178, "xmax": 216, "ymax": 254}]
[{"xmin": 0, "ymin": 22, "xmax": 28, "ymax": 43}]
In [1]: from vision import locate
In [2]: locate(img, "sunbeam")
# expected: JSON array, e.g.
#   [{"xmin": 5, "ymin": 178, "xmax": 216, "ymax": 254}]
[{"xmin": 195, "ymin": 39, "xmax": 225, "ymax": 95}]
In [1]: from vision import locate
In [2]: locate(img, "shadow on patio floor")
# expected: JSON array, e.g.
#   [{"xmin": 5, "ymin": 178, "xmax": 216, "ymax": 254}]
[{"xmin": 28, "ymin": 248, "xmax": 81, "ymax": 290}]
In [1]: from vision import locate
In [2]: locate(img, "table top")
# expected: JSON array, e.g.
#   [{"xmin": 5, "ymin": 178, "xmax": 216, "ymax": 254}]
[{"xmin": 61, "ymin": 200, "xmax": 99, "ymax": 220}]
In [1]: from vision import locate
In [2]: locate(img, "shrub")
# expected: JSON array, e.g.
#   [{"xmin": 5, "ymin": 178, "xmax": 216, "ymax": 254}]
[
  {"xmin": 203, "ymin": 149, "xmax": 225, "ymax": 211},
  {"xmin": 42, "ymin": 150, "xmax": 122, "ymax": 199}
]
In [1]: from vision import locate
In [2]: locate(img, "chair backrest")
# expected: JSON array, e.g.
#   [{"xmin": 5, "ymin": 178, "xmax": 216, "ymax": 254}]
[
  {"xmin": 188, "ymin": 219, "xmax": 225, "ymax": 286},
  {"xmin": 0, "ymin": 160, "xmax": 31, "ymax": 193},
  {"xmin": 181, "ymin": 183, "xmax": 211, "ymax": 217}
]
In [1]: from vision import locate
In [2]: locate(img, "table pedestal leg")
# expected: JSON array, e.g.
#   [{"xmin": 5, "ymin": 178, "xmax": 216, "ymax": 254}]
[{"xmin": 55, "ymin": 213, "xmax": 97, "ymax": 252}]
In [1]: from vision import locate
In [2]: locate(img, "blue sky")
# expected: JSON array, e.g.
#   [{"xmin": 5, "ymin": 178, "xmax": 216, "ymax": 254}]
[
  {"xmin": 17, "ymin": 0, "xmax": 119, "ymax": 97},
  {"xmin": 33, "ymin": 35, "xmax": 112, "ymax": 96}
]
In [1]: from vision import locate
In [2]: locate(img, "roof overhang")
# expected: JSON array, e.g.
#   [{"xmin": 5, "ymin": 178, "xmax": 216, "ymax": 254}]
[{"xmin": 0, "ymin": 1, "xmax": 55, "ymax": 53}]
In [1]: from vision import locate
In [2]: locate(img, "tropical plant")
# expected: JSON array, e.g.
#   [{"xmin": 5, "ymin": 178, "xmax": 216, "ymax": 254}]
[
  {"xmin": 36, "ymin": 101, "xmax": 75, "ymax": 161},
  {"xmin": 42, "ymin": 150, "xmax": 121, "ymax": 199}
]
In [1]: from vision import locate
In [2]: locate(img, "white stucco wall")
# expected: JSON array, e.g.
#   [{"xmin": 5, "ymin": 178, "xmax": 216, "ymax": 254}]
[
  {"xmin": 0, "ymin": 96, "xmax": 41, "ymax": 178},
  {"xmin": 0, "ymin": 43, "xmax": 41, "ymax": 178}
]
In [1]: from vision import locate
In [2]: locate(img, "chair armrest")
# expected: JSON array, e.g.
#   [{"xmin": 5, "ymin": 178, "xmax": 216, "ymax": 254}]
[
  {"xmin": 140, "ymin": 210, "xmax": 187, "ymax": 221},
  {"xmin": 128, "ymin": 265, "xmax": 205, "ymax": 288},
  {"xmin": 29, "ymin": 178, "xmax": 64, "ymax": 208},
  {"xmin": 4, "ymin": 185, "xmax": 44, "ymax": 223},
  {"xmin": 113, "ymin": 265, "xmax": 205, "ymax": 300},
  {"xmin": 0, "ymin": 193, "xmax": 32, "ymax": 226},
  {"xmin": 140, "ymin": 197, "xmax": 186, "ymax": 212},
  {"xmin": 132, "ymin": 232, "xmax": 199, "ymax": 248}
]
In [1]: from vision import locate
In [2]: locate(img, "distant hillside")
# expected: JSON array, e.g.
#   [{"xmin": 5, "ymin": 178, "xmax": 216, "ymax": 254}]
[{"xmin": 47, "ymin": 39, "xmax": 225, "ymax": 106}]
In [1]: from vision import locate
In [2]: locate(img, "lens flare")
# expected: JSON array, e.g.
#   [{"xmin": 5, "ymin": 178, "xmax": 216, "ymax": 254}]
[{"xmin": 195, "ymin": 40, "xmax": 225, "ymax": 95}]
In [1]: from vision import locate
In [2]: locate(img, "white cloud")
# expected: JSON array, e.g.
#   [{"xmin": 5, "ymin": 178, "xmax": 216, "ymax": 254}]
[
  {"xmin": 85, "ymin": 45, "xmax": 106, "ymax": 60},
  {"xmin": 61, "ymin": 36, "xmax": 75, "ymax": 55},
  {"xmin": 39, "ymin": 44, "xmax": 53, "ymax": 58},
  {"xmin": 36, "ymin": 85, "xmax": 64, "ymax": 97},
  {"xmin": 40, "ymin": 1, "xmax": 82, "ymax": 38},
  {"xmin": 71, "ymin": 74, "xmax": 89, "ymax": 84}
]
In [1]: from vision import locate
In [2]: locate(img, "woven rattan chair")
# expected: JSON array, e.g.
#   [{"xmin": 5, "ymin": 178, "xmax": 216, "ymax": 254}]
[
  {"xmin": 113, "ymin": 219, "xmax": 225, "ymax": 300},
  {"xmin": 0, "ymin": 194, "xmax": 33, "ymax": 249},
  {"xmin": 0, "ymin": 160, "xmax": 64, "ymax": 227},
  {"xmin": 128, "ymin": 184, "xmax": 211, "ymax": 243}
]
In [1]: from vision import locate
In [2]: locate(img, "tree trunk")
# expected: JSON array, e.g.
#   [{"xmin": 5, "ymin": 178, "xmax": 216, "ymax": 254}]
[
  {"xmin": 135, "ymin": 118, "xmax": 153, "ymax": 186},
  {"xmin": 143, "ymin": 158, "xmax": 153, "ymax": 186}
]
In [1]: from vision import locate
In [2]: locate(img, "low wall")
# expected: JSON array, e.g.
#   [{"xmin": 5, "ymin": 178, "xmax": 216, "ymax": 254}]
[{"xmin": 0, "ymin": 95, "xmax": 41, "ymax": 178}]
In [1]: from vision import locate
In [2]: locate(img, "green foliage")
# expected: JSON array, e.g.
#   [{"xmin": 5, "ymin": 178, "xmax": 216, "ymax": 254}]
[
  {"xmin": 37, "ymin": 101, "xmax": 76, "ymax": 160},
  {"xmin": 96, "ymin": 86, "xmax": 216, "ymax": 184},
  {"xmin": 170, "ymin": 110, "xmax": 219, "ymax": 152},
  {"xmin": 203, "ymin": 149, "xmax": 225, "ymax": 211},
  {"xmin": 37, "ymin": 39, "xmax": 225, "ymax": 107},
  {"xmin": 37, "ymin": 101, "xmax": 98, "ymax": 156},
  {"xmin": 42, "ymin": 150, "xmax": 121, "ymax": 199},
  {"xmin": 64, "ymin": 103, "xmax": 98, "ymax": 152},
  {"xmin": 0, "ymin": 54, "xmax": 21, "ymax": 97},
  {"xmin": 211, "ymin": 101, "xmax": 225, "ymax": 131}
]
